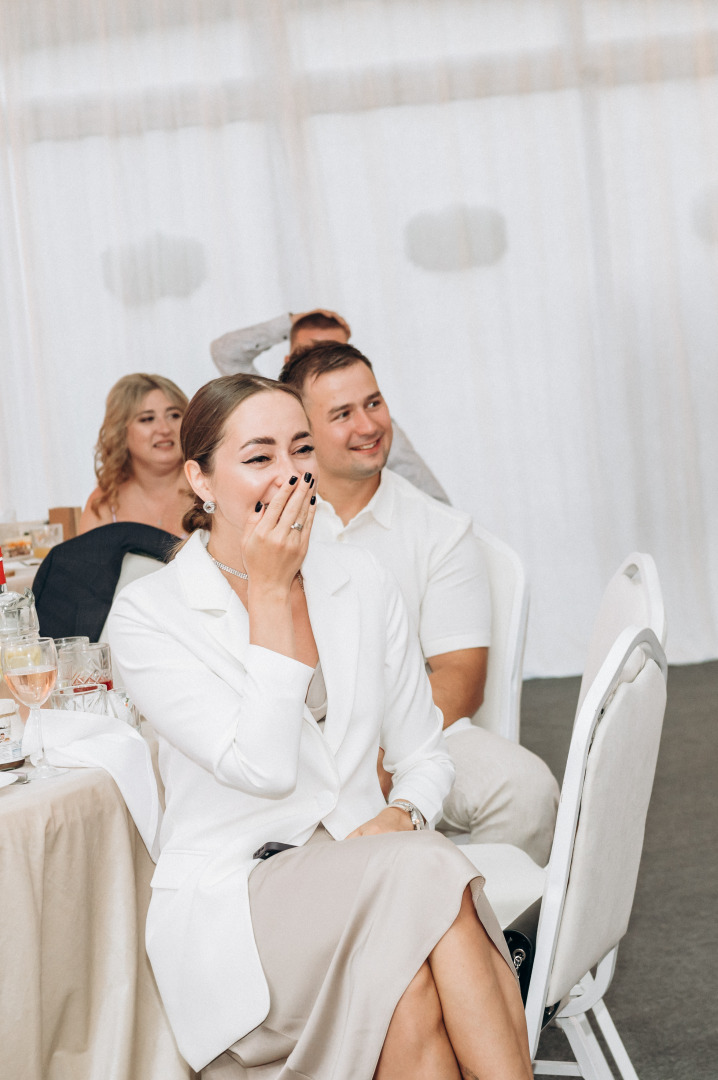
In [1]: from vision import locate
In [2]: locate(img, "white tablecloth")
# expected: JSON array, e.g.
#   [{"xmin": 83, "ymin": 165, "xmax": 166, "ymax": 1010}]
[
  {"xmin": 0, "ymin": 765, "xmax": 196, "ymax": 1080},
  {"xmin": 3, "ymin": 557, "xmax": 39, "ymax": 594}
]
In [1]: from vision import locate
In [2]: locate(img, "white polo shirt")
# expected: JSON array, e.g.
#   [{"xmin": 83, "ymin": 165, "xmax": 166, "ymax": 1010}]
[{"xmin": 311, "ymin": 469, "xmax": 491, "ymax": 660}]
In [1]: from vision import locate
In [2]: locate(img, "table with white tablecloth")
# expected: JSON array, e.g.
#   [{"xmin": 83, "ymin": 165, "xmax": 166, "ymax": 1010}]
[
  {"xmin": 0, "ymin": 765, "xmax": 196, "ymax": 1080},
  {"xmin": 3, "ymin": 557, "xmax": 40, "ymax": 595}
]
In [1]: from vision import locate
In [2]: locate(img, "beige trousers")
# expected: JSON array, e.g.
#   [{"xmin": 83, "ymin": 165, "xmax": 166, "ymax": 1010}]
[{"xmin": 438, "ymin": 725, "xmax": 560, "ymax": 865}]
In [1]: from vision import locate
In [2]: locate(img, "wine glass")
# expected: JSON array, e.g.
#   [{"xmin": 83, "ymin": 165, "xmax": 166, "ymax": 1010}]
[{"xmin": 0, "ymin": 636, "xmax": 61, "ymax": 780}]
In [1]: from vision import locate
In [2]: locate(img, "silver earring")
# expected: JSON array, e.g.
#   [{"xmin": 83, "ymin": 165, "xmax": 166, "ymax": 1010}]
[{"xmin": 203, "ymin": 500, "xmax": 216, "ymax": 514}]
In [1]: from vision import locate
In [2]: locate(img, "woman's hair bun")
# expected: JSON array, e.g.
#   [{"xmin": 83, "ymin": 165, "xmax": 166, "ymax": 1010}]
[{"xmin": 183, "ymin": 497, "xmax": 213, "ymax": 535}]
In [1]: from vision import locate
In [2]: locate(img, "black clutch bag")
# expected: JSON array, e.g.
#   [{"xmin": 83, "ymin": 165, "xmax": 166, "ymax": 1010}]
[{"xmin": 503, "ymin": 899, "xmax": 541, "ymax": 1004}]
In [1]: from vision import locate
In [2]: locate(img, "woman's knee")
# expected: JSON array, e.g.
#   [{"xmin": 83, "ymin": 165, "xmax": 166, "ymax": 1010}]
[{"xmin": 391, "ymin": 961, "xmax": 444, "ymax": 1039}]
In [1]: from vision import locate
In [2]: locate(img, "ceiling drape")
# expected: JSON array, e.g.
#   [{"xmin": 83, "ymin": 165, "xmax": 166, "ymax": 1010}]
[{"xmin": 2, "ymin": 0, "xmax": 717, "ymax": 675}]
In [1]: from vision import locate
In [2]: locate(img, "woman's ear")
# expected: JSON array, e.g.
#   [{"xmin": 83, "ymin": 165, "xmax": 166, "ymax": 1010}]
[{"xmin": 185, "ymin": 459, "xmax": 213, "ymax": 503}]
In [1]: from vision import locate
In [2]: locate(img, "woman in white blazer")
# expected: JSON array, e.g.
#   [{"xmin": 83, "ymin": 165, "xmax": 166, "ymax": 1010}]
[{"xmin": 108, "ymin": 374, "xmax": 532, "ymax": 1080}]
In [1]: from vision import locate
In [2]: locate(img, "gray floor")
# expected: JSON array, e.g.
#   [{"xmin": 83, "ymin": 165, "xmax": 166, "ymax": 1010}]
[{"xmin": 520, "ymin": 661, "xmax": 718, "ymax": 1079}]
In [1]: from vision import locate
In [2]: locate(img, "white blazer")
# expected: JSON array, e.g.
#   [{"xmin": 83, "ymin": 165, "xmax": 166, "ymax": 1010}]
[{"xmin": 107, "ymin": 530, "xmax": 454, "ymax": 1071}]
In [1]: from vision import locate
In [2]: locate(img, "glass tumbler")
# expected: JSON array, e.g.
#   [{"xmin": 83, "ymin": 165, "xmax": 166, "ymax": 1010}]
[{"xmin": 59, "ymin": 642, "xmax": 113, "ymax": 691}]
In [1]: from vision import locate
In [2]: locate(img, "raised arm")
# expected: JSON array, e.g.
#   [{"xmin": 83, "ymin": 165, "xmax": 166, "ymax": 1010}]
[
  {"xmin": 210, "ymin": 313, "xmax": 291, "ymax": 376},
  {"xmin": 109, "ymin": 593, "xmax": 314, "ymax": 797},
  {"xmin": 108, "ymin": 477, "xmax": 318, "ymax": 796},
  {"xmin": 387, "ymin": 421, "xmax": 450, "ymax": 504}
]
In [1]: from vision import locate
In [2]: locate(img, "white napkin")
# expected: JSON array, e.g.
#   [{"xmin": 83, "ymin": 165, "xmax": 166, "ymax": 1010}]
[
  {"xmin": 23, "ymin": 709, "xmax": 162, "ymax": 860},
  {"xmin": 0, "ymin": 772, "xmax": 19, "ymax": 790}
]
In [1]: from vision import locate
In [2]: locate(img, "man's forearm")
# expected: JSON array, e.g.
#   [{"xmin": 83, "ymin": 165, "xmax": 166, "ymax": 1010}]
[
  {"xmin": 429, "ymin": 672, "xmax": 481, "ymax": 728},
  {"xmin": 210, "ymin": 313, "xmax": 291, "ymax": 376}
]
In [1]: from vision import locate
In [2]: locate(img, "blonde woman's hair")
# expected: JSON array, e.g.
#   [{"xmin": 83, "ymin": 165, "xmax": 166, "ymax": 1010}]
[{"xmin": 91, "ymin": 373, "xmax": 189, "ymax": 518}]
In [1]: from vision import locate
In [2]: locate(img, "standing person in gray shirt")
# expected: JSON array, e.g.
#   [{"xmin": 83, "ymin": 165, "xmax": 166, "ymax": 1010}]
[{"xmin": 211, "ymin": 308, "xmax": 449, "ymax": 503}]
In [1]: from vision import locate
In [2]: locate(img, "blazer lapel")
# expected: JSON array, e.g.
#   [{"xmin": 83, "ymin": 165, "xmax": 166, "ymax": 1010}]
[
  {"xmin": 175, "ymin": 532, "xmax": 252, "ymax": 675},
  {"xmin": 302, "ymin": 541, "xmax": 360, "ymax": 753},
  {"xmin": 175, "ymin": 533, "xmax": 360, "ymax": 741}
]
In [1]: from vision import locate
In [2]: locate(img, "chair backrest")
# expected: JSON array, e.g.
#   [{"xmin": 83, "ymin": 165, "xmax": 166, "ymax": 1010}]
[
  {"xmin": 524, "ymin": 625, "xmax": 668, "ymax": 1056},
  {"xmin": 471, "ymin": 524, "xmax": 529, "ymax": 742},
  {"xmin": 33, "ymin": 522, "xmax": 176, "ymax": 641},
  {"xmin": 576, "ymin": 552, "xmax": 666, "ymax": 714},
  {"xmin": 99, "ymin": 552, "xmax": 168, "ymax": 648}
]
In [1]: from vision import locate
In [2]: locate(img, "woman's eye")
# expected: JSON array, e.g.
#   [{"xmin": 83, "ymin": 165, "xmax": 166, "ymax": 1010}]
[
  {"xmin": 243, "ymin": 455, "xmax": 270, "ymax": 465},
  {"xmin": 139, "ymin": 415, "xmax": 154, "ymax": 423},
  {"xmin": 295, "ymin": 444, "xmax": 314, "ymax": 455}
]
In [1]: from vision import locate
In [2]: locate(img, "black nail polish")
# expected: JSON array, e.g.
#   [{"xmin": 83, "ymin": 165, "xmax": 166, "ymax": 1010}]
[
  {"xmin": 310, "ymin": 495, "xmax": 316, "ymax": 505},
  {"xmin": 304, "ymin": 472, "xmax": 312, "ymax": 483},
  {"xmin": 255, "ymin": 501, "xmax": 262, "ymax": 512},
  {"xmin": 289, "ymin": 476, "xmax": 298, "ymax": 485},
  {"xmin": 310, "ymin": 478, "xmax": 315, "ymax": 488}
]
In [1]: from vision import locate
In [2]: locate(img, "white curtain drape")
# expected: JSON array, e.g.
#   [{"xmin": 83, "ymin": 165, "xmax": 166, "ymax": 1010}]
[{"xmin": 2, "ymin": 0, "xmax": 717, "ymax": 675}]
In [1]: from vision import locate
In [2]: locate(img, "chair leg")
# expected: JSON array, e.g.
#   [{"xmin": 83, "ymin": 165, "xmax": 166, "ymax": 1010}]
[
  {"xmin": 533, "ymin": 1061, "xmax": 582, "ymax": 1075},
  {"xmin": 591, "ymin": 999, "xmax": 640, "ymax": 1080},
  {"xmin": 556, "ymin": 1013, "xmax": 616, "ymax": 1080}
]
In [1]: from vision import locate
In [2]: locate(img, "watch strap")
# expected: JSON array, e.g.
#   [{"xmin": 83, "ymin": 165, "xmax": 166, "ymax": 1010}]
[{"xmin": 389, "ymin": 799, "xmax": 425, "ymax": 830}]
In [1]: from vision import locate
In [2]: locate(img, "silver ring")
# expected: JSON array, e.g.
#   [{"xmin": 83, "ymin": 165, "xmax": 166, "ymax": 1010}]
[{"xmin": 290, "ymin": 522, "xmax": 303, "ymax": 531}]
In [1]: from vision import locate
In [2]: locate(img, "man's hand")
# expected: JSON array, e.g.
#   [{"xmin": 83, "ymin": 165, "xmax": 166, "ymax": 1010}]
[
  {"xmin": 346, "ymin": 806, "xmax": 414, "ymax": 839},
  {"xmin": 290, "ymin": 308, "xmax": 351, "ymax": 338}
]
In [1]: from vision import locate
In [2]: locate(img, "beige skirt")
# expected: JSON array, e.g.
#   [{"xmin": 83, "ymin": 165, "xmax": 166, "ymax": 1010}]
[{"xmin": 211, "ymin": 827, "xmax": 513, "ymax": 1080}]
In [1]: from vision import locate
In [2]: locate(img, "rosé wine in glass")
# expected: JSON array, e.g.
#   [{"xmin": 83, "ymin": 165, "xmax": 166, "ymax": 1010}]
[
  {"xmin": 4, "ymin": 665, "xmax": 57, "ymax": 705},
  {"xmin": 1, "ymin": 637, "xmax": 61, "ymax": 781}
]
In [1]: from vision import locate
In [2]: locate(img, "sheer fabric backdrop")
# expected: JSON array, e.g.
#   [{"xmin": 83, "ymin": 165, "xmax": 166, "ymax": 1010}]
[{"xmin": 1, "ymin": 0, "xmax": 717, "ymax": 675}]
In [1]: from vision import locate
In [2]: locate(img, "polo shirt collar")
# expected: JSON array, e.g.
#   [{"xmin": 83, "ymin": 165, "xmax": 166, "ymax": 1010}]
[
  {"xmin": 318, "ymin": 469, "xmax": 395, "ymax": 531},
  {"xmin": 358, "ymin": 470, "xmax": 395, "ymax": 529}
]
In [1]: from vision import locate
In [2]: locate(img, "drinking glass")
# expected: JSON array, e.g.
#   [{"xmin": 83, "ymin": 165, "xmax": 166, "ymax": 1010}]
[
  {"xmin": 59, "ymin": 642, "xmax": 113, "ymax": 691},
  {"xmin": 109, "ymin": 688, "xmax": 142, "ymax": 731},
  {"xmin": 50, "ymin": 684, "xmax": 109, "ymax": 714},
  {"xmin": 57, "ymin": 639, "xmax": 111, "ymax": 691},
  {"xmin": 54, "ymin": 635, "xmax": 90, "ymax": 651},
  {"xmin": 50, "ymin": 683, "xmax": 141, "ymax": 731},
  {"xmin": 56, "ymin": 638, "xmax": 89, "ymax": 689},
  {"xmin": 0, "ymin": 588, "xmax": 40, "ymax": 642},
  {"xmin": 0, "ymin": 636, "xmax": 60, "ymax": 780},
  {"xmin": 30, "ymin": 523, "xmax": 63, "ymax": 560}
]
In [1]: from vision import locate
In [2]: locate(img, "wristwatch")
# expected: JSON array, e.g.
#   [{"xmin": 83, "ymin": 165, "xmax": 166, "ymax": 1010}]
[{"xmin": 389, "ymin": 799, "xmax": 426, "ymax": 831}]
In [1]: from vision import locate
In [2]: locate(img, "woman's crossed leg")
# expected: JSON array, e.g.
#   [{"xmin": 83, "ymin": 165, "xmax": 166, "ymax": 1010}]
[{"xmin": 375, "ymin": 887, "xmax": 533, "ymax": 1080}]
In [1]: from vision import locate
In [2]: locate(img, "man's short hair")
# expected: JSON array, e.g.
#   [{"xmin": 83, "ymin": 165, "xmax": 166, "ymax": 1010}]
[
  {"xmin": 288, "ymin": 312, "xmax": 348, "ymax": 348},
  {"xmin": 280, "ymin": 341, "xmax": 373, "ymax": 394}
]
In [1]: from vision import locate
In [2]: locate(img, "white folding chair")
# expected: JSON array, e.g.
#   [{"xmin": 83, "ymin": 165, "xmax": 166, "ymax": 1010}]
[
  {"xmin": 577, "ymin": 553, "xmax": 666, "ymax": 714},
  {"xmin": 472, "ymin": 524, "xmax": 530, "ymax": 743},
  {"xmin": 100, "ymin": 552, "xmax": 166, "ymax": 681},
  {"xmin": 462, "ymin": 624, "xmax": 668, "ymax": 1078}
]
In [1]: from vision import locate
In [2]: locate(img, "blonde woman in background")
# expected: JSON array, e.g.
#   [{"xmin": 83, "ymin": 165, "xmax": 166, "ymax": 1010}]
[{"xmin": 79, "ymin": 373, "xmax": 193, "ymax": 537}]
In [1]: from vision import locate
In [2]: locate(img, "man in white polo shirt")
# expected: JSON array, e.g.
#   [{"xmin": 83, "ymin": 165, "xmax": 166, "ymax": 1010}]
[
  {"xmin": 210, "ymin": 307, "xmax": 449, "ymax": 503},
  {"xmin": 280, "ymin": 342, "xmax": 559, "ymax": 864}
]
